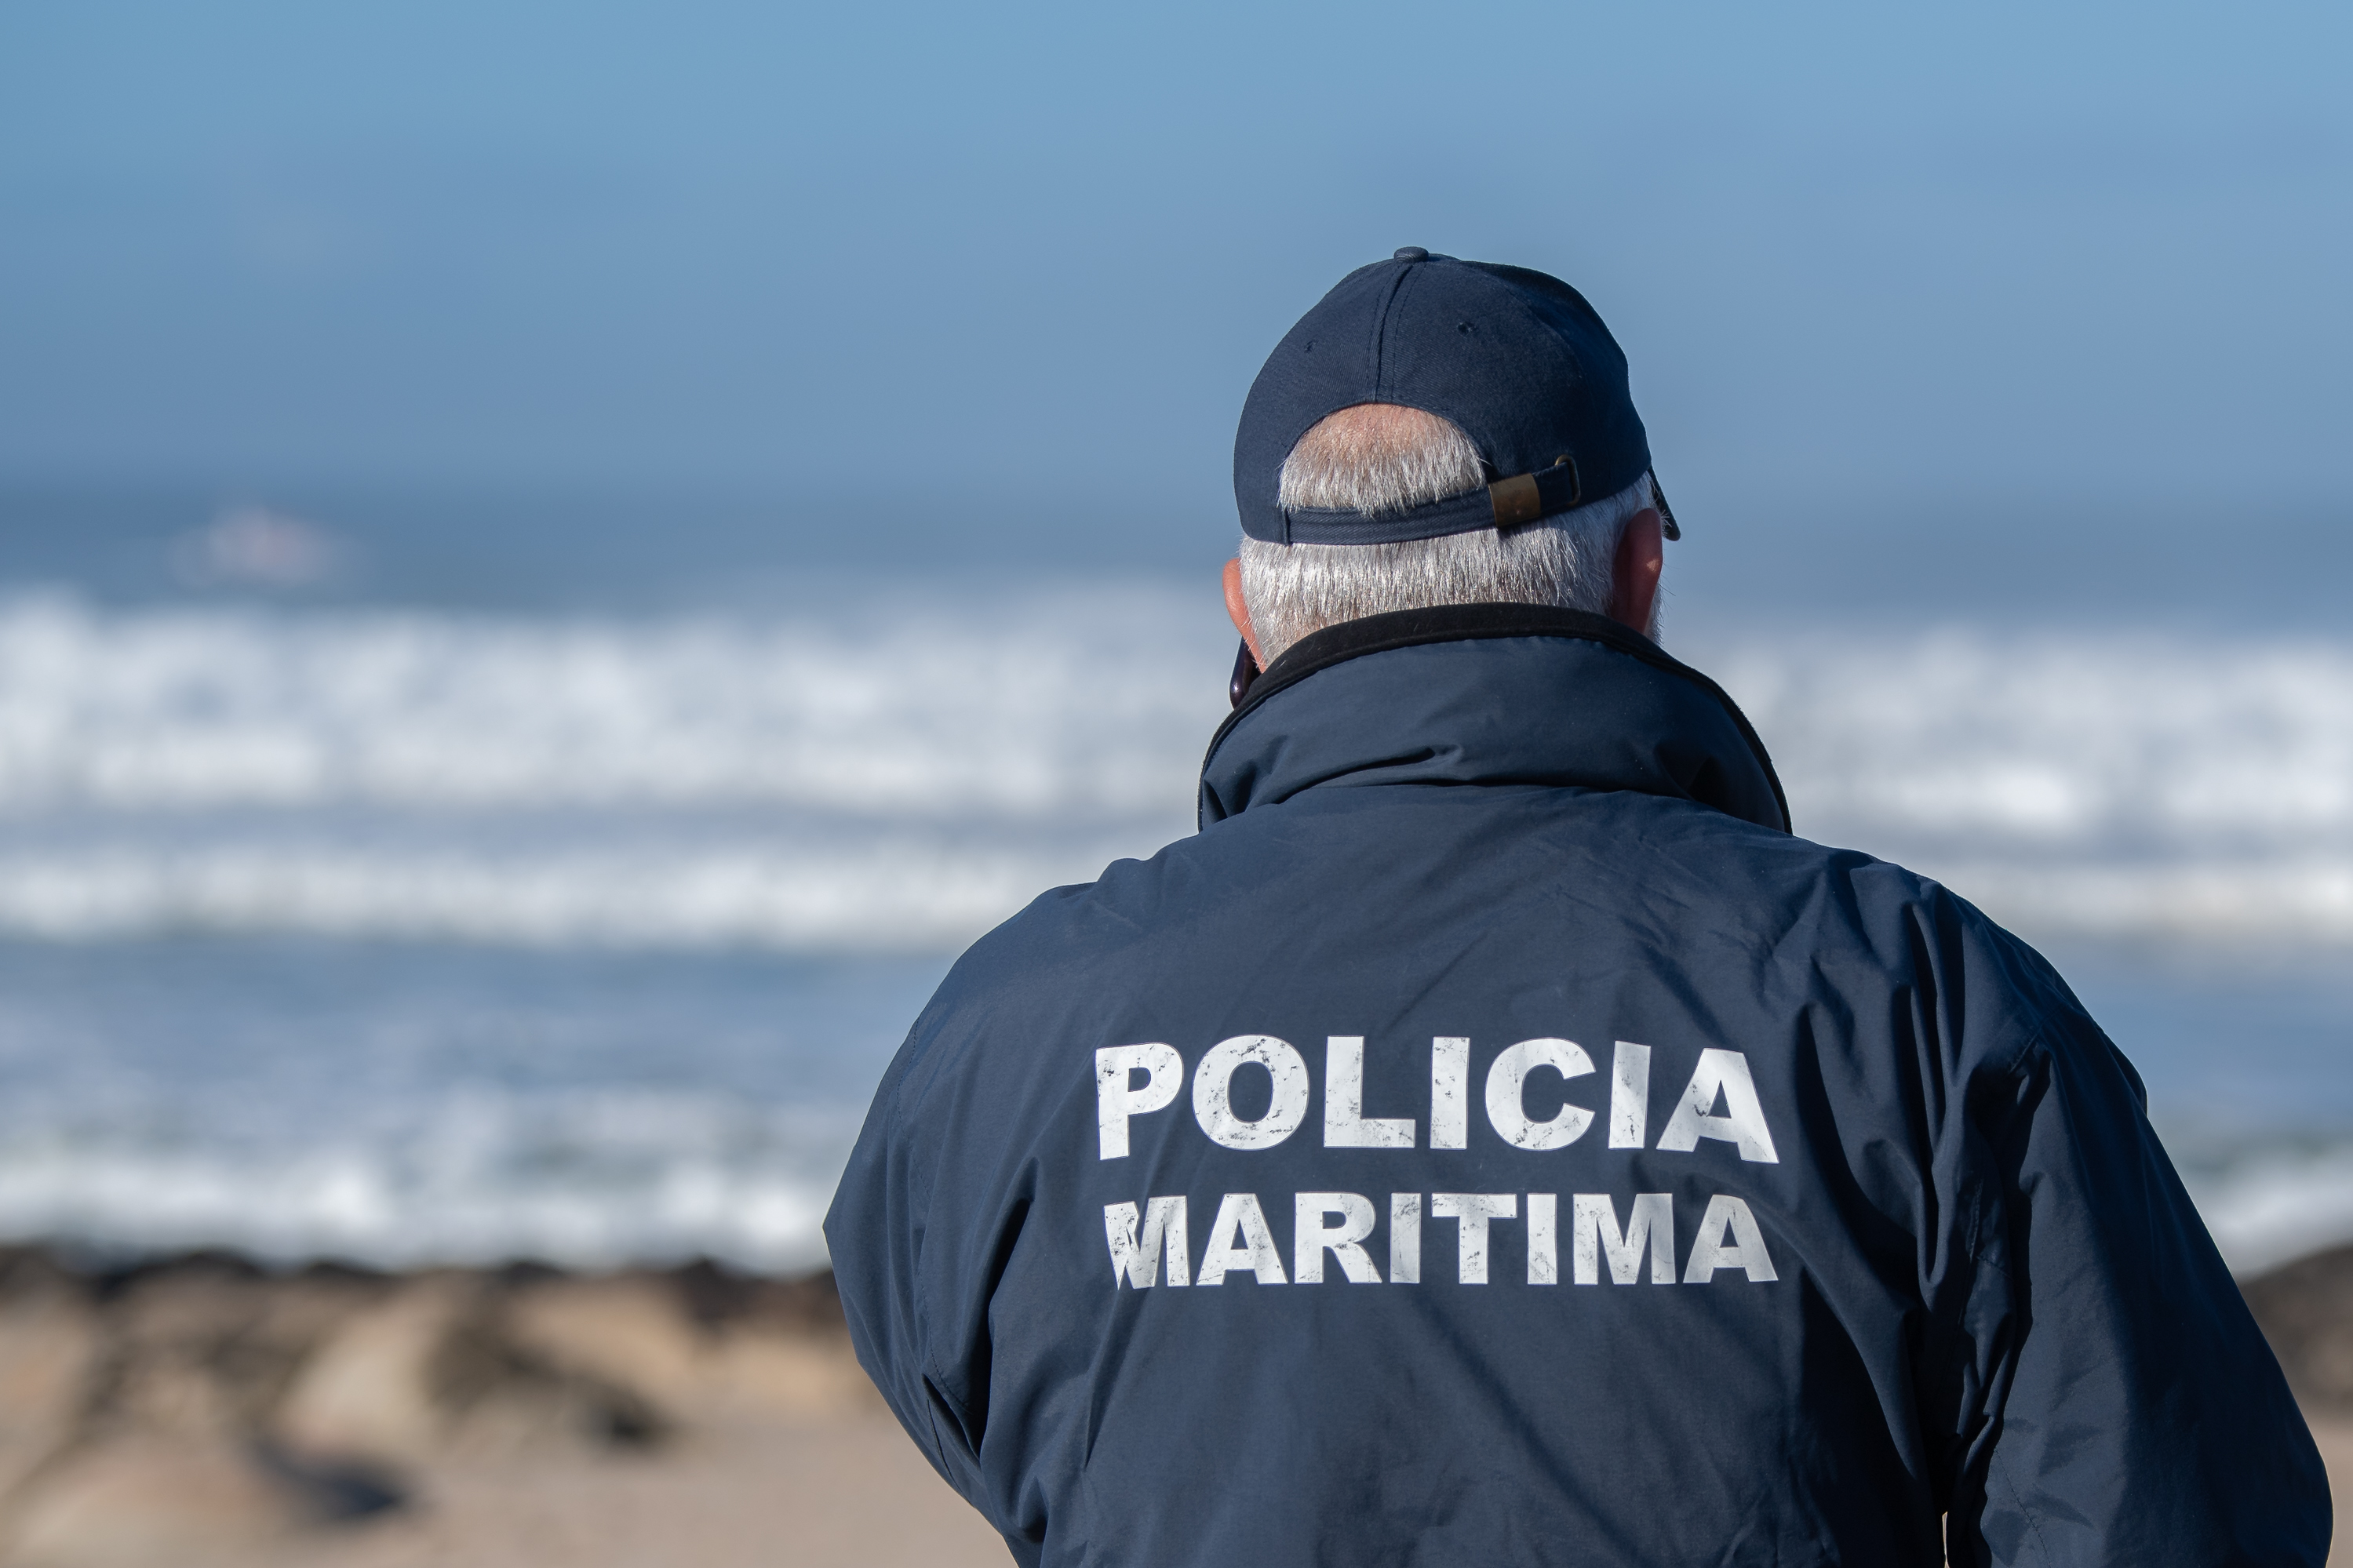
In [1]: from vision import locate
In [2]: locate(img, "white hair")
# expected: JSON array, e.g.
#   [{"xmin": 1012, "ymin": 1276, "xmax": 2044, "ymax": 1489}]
[{"xmin": 1240, "ymin": 403, "xmax": 1656, "ymax": 664}]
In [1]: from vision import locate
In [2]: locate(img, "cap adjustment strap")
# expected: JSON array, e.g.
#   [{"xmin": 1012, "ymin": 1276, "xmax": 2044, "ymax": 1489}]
[
  {"xmin": 1488, "ymin": 457, "xmax": 1581, "ymax": 529},
  {"xmin": 1280, "ymin": 455, "xmax": 1587, "ymax": 546},
  {"xmin": 1488, "ymin": 473, "xmax": 1543, "ymax": 527}
]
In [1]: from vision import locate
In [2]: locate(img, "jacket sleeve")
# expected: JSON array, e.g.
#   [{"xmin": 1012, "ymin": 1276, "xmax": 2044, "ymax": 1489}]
[
  {"xmin": 821, "ymin": 1026, "xmax": 1013, "ymax": 1553},
  {"xmin": 1941, "ymin": 988, "xmax": 2332, "ymax": 1566}
]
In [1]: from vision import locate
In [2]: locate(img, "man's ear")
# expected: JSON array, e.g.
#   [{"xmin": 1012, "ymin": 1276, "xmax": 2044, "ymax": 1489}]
[
  {"xmin": 1609, "ymin": 509, "xmax": 1663, "ymax": 636},
  {"xmin": 1222, "ymin": 558, "xmax": 1265, "ymax": 668}
]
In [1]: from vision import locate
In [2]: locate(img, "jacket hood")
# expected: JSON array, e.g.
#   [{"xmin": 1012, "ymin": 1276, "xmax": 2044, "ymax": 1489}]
[{"xmin": 1198, "ymin": 602, "xmax": 1789, "ymax": 832}]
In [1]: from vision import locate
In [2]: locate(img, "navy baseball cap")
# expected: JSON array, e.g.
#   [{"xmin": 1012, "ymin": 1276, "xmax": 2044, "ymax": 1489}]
[{"xmin": 1234, "ymin": 248, "xmax": 1678, "ymax": 546}]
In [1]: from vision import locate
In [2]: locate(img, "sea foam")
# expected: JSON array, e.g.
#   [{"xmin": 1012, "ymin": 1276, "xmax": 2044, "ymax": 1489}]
[{"xmin": 0, "ymin": 595, "xmax": 2346, "ymax": 952}]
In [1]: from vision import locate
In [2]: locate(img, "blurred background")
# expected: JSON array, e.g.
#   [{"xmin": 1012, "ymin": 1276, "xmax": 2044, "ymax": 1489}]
[{"xmin": 0, "ymin": 0, "xmax": 2348, "ymax": 1560}]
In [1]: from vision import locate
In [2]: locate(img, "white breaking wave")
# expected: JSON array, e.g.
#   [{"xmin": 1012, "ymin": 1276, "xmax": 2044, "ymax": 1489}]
[
  {"xmin": 0, "ymin": 591, "xmax": 1221, "ymax": 817},
  {"xmin": 1, "ymin": 1130, "xmax": 2325, "ymax": 1277},
  {"xmin": 0, "ymin": 588, "xmax": 1222, "ymax": 953},
  {"xmin": 1918, "ymin": 859, "xmax": 2353, "ymax": 945},
  {"xmin": 0, "ymin": 934, "xmax": 943, "ymax": 1274},
  {"xmin": 1709, "ymin": 628, "xmax": 2353, "ymax": 855},
  {"xmin": 0, "ymin": 837, "xmax": 1120, "ymax": 951},
  {"xmin": 1700, "ymin": 627, "xmax": 2353, "ymax": 948},
  {"xmin": 0, "ymin": 1143, "xmax": 835, "ymax": 1273},
  {"xmin": 0, "ymin": 595, "xmax": 2348, "ymax": 951},
  {"xmin": 0, "ymin": 1087, "xmax": 850, "ymax": 1273}
]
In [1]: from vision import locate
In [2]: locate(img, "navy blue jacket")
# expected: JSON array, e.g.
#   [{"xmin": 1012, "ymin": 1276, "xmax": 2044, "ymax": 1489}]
[{"xmin": 825, "ymin": 604, "xmax": 2328, "ymax": 1567}]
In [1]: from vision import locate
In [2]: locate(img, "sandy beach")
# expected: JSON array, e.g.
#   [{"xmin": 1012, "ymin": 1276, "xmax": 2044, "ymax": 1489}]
[
  {"xmin": 0, "ymin": 1244, "xmax": 2346, "ymax": 1567},
  {"xmin": 0, "ymin": 1250, "xmax": 999, "ymax": 1568}
]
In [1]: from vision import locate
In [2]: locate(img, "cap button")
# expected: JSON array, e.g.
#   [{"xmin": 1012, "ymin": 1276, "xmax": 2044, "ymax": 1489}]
[{"xmin": 1393, "ymin": 246, "xmax": 1429, "ymax": 262}]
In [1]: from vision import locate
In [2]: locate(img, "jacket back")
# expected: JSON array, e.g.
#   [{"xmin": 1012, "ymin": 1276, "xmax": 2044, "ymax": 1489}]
[{"xmin": 825, "ymin": 606, "xmax": 2327, "ymax": 1568}]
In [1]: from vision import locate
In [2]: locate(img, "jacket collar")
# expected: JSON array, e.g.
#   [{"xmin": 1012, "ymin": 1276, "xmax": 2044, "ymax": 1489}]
[{"xmin": 1198, "ymin": 603, "xmax": 1790, "ymax": 833}]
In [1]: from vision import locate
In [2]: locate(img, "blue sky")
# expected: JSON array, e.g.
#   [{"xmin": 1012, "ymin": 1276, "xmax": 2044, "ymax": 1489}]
[{"xmin": 2, "ymin": 1, "xmax": 2348, "ymax": 583}]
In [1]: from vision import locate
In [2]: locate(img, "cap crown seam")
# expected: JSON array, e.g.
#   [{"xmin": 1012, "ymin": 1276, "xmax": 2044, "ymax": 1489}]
[{"xmin": 1370, "ymin": 265, "xmax": 1411, "ymax": 402}]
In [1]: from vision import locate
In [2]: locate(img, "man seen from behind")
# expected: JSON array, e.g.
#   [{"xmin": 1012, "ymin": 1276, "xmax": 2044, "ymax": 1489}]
[{"xmin": 825, "ymin": 248, "xmax": 2330, "ymax": 1566}]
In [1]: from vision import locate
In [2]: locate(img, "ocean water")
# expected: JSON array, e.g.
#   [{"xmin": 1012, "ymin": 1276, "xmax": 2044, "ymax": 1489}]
[{"xmin": 0, "ymin": 497, "xmax": 2348, "ymax": 1275}]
